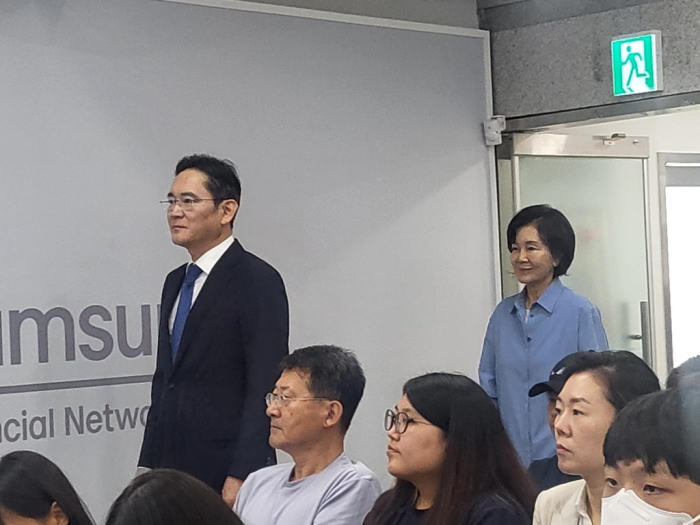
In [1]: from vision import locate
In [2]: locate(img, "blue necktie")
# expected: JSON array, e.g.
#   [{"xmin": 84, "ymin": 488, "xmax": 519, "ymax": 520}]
[{"xmin": 171, "ymin": 264, "xmax": 203, "ymax": 361}]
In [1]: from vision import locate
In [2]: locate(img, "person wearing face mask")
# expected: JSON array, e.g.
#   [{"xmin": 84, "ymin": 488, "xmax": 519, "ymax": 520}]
[
  {"xmin": 601, "ymin": 385, "xmax": 700, "ymax": 525},
  {"xmin": 364, "ymin": 373, "xmax": 536, "ymax": 525},
  {"xmin": 533, "ymin": 351, "xmax": 660, "ymax": 525},
  {"xmin": 0, "ymin": 451, "xmax": 95, "ymax": 525},
  {"xmin": 479, "ymin": 205, "xmax": 608, "ymax": 467}
]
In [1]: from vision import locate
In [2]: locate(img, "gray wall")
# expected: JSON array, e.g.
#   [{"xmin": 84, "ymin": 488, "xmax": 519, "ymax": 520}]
[
  {"xmin": 481, "ymin": 0, "xmax": 700, "ymax": 118},
  {"xmin": 0, "ymin": 0, "xmax": 492, "ymax": 516},
  {"xmin": 215, "ymin": 0, "xmax": 479, "ymax": 27}
]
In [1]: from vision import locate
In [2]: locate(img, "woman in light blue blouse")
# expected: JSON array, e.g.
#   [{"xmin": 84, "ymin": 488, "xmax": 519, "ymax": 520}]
[{"xmin": 478, "ymin": 205, "xmax": 608, "ymax": 468}]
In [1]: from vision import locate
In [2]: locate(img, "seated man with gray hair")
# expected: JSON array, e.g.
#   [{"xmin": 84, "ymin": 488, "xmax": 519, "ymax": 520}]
[{"xmin": 234, "ymin": 345, "xmax": 381, "ymax": 525}]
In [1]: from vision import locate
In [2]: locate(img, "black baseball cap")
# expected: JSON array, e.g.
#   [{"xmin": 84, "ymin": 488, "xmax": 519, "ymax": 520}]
[{"xmin": 528, "ymin": 351, "xmax": 596, "ymax": 397}]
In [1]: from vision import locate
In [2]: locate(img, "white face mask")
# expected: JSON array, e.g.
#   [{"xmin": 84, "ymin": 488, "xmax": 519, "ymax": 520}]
[{"xmin": 602, "ymin": 489, "xmax": 700, "ymax": 525}]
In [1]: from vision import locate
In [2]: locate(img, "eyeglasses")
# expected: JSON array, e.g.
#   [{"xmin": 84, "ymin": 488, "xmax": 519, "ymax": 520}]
[
  {"xmin": 384, "ymin": 409, "xmax": 433, "ymax": 434},
  {"xmin": 160, "ymin": 197, "xmax": 218, "ymax": 211},
  {"xmin": 265, "ymin": 392, "xmax": 330, "ymax": 408}
]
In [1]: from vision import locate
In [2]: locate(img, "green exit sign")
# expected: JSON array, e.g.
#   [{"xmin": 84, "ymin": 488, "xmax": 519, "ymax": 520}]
[{"xmin": 611, "ymin": 31, "xmax": 663, "ymax": 96}]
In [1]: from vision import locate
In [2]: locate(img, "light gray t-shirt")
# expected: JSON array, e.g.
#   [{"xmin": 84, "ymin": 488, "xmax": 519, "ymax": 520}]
[{"xmin": 234, "ymin": 454, "xmax": 382, "ymax": 525}]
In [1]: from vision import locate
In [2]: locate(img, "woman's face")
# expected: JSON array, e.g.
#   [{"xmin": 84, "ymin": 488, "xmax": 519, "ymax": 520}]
[
  {"xmin": 509, "ymin": 224, "xmax": 557, "ymax": 288},
  {"xmin": 554, "ymin": 371, "xmax": 616, "ymax": 477},
  {"xmin": 604, "ymin": 460, "xmax": 700, "ymax": 518},
  {"xmin": 386, "ymin": 395, "xmax": 446, "ymax": 485}
]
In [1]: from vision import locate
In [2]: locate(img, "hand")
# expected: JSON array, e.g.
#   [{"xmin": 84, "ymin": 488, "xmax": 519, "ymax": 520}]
[{"xmin": 222, "ymin": 476, "xmax": 244, "ymax": 508}]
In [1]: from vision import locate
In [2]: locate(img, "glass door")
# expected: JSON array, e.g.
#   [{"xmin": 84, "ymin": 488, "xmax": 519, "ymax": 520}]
[{"xmin": 497, "ymin": 133, "xmax": 653, "ymax": 363}]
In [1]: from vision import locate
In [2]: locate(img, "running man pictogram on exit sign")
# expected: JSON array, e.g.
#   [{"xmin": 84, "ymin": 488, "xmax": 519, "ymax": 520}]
[{"xmin": 611, "ymin": 32, "xmax": 663, "ymax": 96}]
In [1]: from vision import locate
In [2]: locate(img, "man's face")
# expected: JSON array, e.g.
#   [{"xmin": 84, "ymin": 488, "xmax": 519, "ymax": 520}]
[
  {"xmin": 604, "ymin": 459, "xmax": 700, "ymax": 518},
  {"xmin": 266, "ymin": 370, "xmax": 330, "ymax": 454},
  {"xmin": 166, "ymin": 169, "xmax": 235, "ymax": 255}
]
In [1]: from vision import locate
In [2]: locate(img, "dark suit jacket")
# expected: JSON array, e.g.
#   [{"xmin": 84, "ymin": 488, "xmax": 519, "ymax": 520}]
[{"xmin": 138, "ymin": 240, "xmax": 289, "ymax": 491}]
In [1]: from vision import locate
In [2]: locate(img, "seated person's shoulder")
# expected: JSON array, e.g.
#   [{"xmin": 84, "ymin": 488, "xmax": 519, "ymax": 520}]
[
  {"xmin": 341, "ymin": 458, "xmax": 380, "ymax": 480},
  {"xmin": 528, "ymin": 456, "xmax": 579, "ymax": 492},
  {"xmin": 468, "ymin": 492, "xmax": 530, "ymax": 525},
  {"xmin": 238, "ymin": 463, "xmax": 291, "ymax": 497},
  {"xmin": 327, "ymin": 458, "xmax": 382, "ymax": 493},
  {"xmin": 535, "ymin": 479, "xmax": 585, "ymax": 514},
  {"xmin": 528, "ymin": 456, "xmax": 549, "ymax": 476}
]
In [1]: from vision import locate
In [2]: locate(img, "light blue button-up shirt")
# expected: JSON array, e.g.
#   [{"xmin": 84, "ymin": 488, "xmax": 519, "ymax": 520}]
[{"xmin": 478, "ymin": 278, "xmax": 608, "ymax": 466}]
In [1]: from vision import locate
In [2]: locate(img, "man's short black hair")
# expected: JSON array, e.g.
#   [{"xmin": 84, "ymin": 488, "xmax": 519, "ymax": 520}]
[
  {"xmin": 279, "ymin": 345, "xmax": 366, "ymax": 433},
  {"xmin": 667, "ymin": 355, "xmax": 700, "ymax": 389},
  {"xmin": 604, "ymin": 386, "xmax": 700, "ymax": 485},
  {"xmin": 175, "ymin": 154, "xmax": 241, "ymax": 225},
  {"xmin": 561, "ymin": 350, "xmax": 660, "ymax": 413},
  {"xmin": 506, "ymin": 204, "xmax": 576, "ymax": 278}
]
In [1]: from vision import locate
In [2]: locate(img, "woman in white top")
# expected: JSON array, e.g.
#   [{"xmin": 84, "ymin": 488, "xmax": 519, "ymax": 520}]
[{"xmin": 533, "ymin": 351, "xmax": 659, "ymax": 525}]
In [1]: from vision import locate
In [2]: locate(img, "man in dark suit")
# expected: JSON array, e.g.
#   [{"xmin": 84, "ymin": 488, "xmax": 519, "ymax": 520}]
[{"xmin": 138, "ymin": 154, "xmax": 289, "ymax": 506}]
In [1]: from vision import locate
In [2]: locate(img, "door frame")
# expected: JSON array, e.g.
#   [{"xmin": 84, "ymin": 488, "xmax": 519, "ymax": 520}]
[{"xmin": 658, "ymin": 152, "xmax": 700, "ymax": 371}]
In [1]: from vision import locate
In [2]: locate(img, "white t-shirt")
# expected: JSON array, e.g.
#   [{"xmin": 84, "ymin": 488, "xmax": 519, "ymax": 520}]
[{"xmin": 234, "ymin": 454, "xmax": 382, "ymax": 525}]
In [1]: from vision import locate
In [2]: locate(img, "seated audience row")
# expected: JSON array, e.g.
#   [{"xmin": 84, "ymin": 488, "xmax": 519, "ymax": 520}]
[
  {"xmin": 0, "ymin": 347, "xmax": 697, "ymax": 525},
  {"xmin": 233, "ymin": 345, "xmax": 534, "ymax": 525}
]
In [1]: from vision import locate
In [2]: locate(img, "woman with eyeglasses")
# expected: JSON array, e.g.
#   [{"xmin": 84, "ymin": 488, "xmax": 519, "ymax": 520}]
[{"xmin": 363, "ymin": 373, "xmax": 536, "ymax": 525}]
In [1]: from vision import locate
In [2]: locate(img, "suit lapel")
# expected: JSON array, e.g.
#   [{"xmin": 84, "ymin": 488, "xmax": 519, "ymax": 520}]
[
  {"xmin": 161, "ymin": 265, "xmax": 186, "ymax": 378},
  {"xmin": 171, "ymin": 240, "xmax": 244, "ymax": 372}
]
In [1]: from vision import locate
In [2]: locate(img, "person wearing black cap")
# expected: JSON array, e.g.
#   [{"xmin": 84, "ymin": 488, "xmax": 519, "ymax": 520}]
[{"xmin": 527, "ymin": 353, "xmax": 585, "ymax": 493}]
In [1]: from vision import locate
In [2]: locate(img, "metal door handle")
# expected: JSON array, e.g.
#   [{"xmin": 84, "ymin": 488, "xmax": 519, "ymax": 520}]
[{"xmin": 640, "ymin": 301, "xmax": 652, "ymax": 365}]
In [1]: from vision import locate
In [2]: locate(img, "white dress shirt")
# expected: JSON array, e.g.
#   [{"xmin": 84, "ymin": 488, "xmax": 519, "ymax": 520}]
[{"xmin": 168, "ymin": 236, "xmax": 234, "ymax": 333}]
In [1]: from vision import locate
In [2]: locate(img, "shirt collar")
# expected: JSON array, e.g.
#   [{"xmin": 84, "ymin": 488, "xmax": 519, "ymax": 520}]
[
  {"xmin": 191, "ymin": 236, "xmax": 234, "ymax": 276},
  {"xmin": 574, "ymin": 482, "xmax": 591, "ymax": 523},
  {"xmin": 512, "ymin": 278, "xmax": 565, "ymax": 314}
]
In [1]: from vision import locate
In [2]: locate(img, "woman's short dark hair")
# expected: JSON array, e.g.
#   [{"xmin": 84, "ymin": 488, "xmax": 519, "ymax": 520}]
[
  {"xmin": 604, "ymin": 386, "xmax": 700, "ymax": 485},
  {"xmin": 0, "ymin": 450, "xmax": 94, "ymax": 525},
  {"xmin": 506, "ymin": 204, "xmax": 576, "ymax": 277},
  {"xmin": 561, "ymin": 350, "xmax": 660, "ymax": 413},
  {"xmin": 364, "ymin": 373, "xmax": 536, "ymax": 525},
  {"xmin": 279, "ymin": 345, "xmax": 365, "ymax": 433},
  {"xmin": 105, "ymin": 469, "xmax": 244, "ymax": 525}
]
